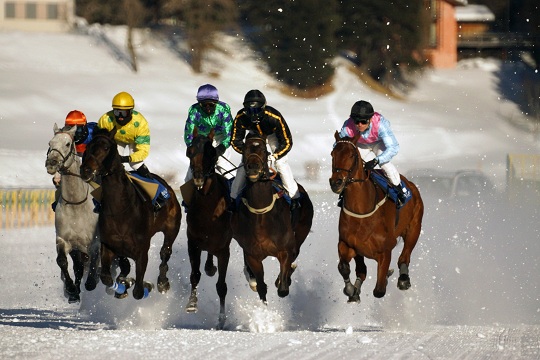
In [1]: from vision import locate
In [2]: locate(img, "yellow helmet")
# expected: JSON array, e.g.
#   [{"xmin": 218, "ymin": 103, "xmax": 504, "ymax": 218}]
[{"xmin": 112, "ymin": 92, "xmax": 135, "ymax": 110}]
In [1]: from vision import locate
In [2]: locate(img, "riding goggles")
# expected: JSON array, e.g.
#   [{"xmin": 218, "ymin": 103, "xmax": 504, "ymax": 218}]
[
  {"xmin": 113, "ymin": 109, "xmax": 132, "ymax": 118},
  {"xmin": 74, "ymin": 125, "xmax": 88, "ymax": 144},
  {"xmin": 351, "ymin": 115, "xmax": 370, "ymax": 125}
]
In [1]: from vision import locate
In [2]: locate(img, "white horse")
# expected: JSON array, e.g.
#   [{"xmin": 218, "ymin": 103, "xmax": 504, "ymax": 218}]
[{"xmin": 45, "ymin": 124, "xmax": 100, "ymax": 303}]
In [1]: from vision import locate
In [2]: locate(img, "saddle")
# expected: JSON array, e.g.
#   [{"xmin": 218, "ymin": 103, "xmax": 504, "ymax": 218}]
[
  {"xmin": 127, "ymin": 172, "xmax": 171, "ymax": 211},
  {"xmin": 370, "ymin": 169, "xmax": 412, "ymax": 209}
]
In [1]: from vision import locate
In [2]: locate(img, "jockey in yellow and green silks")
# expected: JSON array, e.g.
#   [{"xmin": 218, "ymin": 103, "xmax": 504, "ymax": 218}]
[{"xmin": 97, "ymin": 91, "xmax": 153, "ymax": 179}]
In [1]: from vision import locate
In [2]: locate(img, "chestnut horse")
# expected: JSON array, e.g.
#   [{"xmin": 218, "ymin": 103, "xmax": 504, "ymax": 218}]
[
  {"xmin": 329, "ymin": 131, "xmax": 424, "ymax": 302},
  {"xmin": 184, "ymin": 127, "xmax": 232, "ymax": 329},
  {"xmin": 80, "ymin": 128, "xmax": 182, "ymax": 300},
  {"xmin": 231, "ymin": 133, "xmax": 314, "ymax": 303}
]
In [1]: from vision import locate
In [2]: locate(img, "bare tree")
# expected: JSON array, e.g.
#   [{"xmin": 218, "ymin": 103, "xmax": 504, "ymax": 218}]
[
  {"xmin": 124, "ymin": 0, "xmax": 145, "ymax": 72},
  {"xmin": 180, "ymin": 0, "xmax": 238, "ymax": 73}
]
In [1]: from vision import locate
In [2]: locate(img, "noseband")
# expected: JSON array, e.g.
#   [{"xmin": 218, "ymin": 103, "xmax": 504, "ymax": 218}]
[
  {"xmin": 332, "ymin": 140, "xmax": 368, "ymax": 185},
  {"xmin": 47, "ymin": 132, "xmax": 77, "ymax": 175},
  {"xmin": 245, "ymin": 137, "xmax": 273, "ymax": 181}
]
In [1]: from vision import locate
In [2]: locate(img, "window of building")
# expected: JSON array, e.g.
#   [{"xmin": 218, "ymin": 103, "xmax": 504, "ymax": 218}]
[
  {"xmin": 5, "ymin": 2, "xmax": 16, "ymax": 18},
  {"xmin": 26, "ymin": 3, "xmax": 37, "ymax": 19},
  {"xmin": 47, "ymin": 4, "xmax": 59, "ymax": 19}
]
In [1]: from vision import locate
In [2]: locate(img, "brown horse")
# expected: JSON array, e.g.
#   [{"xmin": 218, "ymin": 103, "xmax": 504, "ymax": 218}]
[
  {"xmin": 231, "ymin": 133, "xmax": 314, "ymax": 303},
  {"xmin": 184, "ymin": 127, "xmax": 232, "ymax": 329},
  {"xmin": 329, "ymin": 131, "xmax": 424, "ymax": 302},
  {"xmin": 80, "ymin": 128, "xmax": 182, "ymax": 300}
]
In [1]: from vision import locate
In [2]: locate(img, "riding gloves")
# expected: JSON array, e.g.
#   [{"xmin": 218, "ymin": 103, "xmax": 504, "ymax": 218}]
[{"xmin": 364, "ymin": 158, "xmax": 379, "ymax": 170}]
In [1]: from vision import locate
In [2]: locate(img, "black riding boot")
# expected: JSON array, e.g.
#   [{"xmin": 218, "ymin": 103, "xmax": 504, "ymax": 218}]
[
  {"xmin": 136, "ymin": 164, "xmax": 153, "ymax": 179},
  {"xmin": 394, "ymin": 185, "xmax": 410, "ymax": 207}
]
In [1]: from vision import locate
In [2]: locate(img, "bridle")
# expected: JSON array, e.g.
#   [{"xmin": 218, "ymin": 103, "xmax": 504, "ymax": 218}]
[
  {"xmin": 83, "ymin": 133, "xmax": 124, "ymax": 178},
  {"xmin": 332, "ymin": 139, "xmax": 369, "ymax": 185},
  {"xmin": 244, "ymin": 136, "xmax": 275, "ymax": 181},
  {"xmin": 47, "ymin": 131, "xmax": 89, "ymax": 205},
  {"xmin": 332, "ymin": 139, "xmax": 387, "ymax": 218},
  {"xmin": 188, "ymin": 137, "xmax": 217, "ymax": 185}
]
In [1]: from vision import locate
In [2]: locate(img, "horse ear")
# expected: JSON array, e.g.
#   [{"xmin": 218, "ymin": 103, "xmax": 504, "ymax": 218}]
[
  {"xmin": 54, "ymin": 123, "xmax": 60, "ymax": 134},
  {"xmin": 334, "ymin": 130, "xmax": 340, "ymax": 142},
  {"xmin": 209, "ymin": 128, "xmax": 215, "ymax": 140},
  {"xmin": 193, "ymin": 127, "xmax": 199, "ymax": 138},
  {"xmin": 67, "ymin": 125, "xmax": 77, "ymax": 137},
  {"xmin": 109, "ymin": 127, "xmax": 117, "ymax": 139}
]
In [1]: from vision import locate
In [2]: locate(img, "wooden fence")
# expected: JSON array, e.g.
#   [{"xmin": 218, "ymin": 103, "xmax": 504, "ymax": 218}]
[{"xmin": 0, "ymin": 189, "xmax": 55, "ymax": 229}]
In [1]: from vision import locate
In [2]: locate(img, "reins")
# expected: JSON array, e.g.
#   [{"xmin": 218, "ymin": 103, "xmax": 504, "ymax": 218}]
[
  {"xmin": 48, "ymin": 131, "xmax": 91, "ymax": 206},
  {"xmin": 333, "ymin": 139, "xmax": 387, "ymax": 218}
]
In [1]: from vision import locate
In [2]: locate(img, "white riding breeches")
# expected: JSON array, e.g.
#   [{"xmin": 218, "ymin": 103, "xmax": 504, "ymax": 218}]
[{"xmin": 358, "ymin": 144, "xmax": 401, "ymax": 186}]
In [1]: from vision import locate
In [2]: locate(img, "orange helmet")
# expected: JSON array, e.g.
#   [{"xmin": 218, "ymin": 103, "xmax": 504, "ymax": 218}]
[{"xmin": 65, "ymin": 110, "xmax": 87, "ymax": 126}]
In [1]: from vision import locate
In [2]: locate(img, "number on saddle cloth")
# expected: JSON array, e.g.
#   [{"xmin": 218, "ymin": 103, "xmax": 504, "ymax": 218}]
[
  {"xmin": 128, "ymin": 172, "xmax": 171, "ymax": 208},
  {"xmin": 370, "ymin": 170, "xmax": 411, "ymax": 209}
]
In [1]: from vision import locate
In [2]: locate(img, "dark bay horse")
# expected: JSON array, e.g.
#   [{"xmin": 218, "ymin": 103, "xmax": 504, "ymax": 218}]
[
  {"xmin": 329, "ymin": 131, "xmax": 424, "ymax": 302},
  {"xmin": 80, "ymin": 128, "xmax": 182, "ymax": 300},
  {"xmin": 184, "ymin": 128, "xmax": 232, "ymax": 329},
  {"xmin": 231, "ymin": 133, "xmax": 314, "ymax": 303},
  {"xmin": 45, "ymin": 124, "xmax": 100, "ymax": 303}
]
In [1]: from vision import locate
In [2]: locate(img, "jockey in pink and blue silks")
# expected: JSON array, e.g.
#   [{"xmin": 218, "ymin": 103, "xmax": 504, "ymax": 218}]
[{"xmin": 338, "ymin": 100, "xmax": 410, "ymax": 205}]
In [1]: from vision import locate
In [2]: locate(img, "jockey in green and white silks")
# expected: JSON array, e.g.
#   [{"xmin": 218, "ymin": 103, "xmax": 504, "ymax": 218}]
[
  {"xmin": 338, "ymin": 100, "xmax": 410, "ymax": 205},
  {"xmin": 183, "ymin": 84, "xmax": 234, "ymax": 180}
]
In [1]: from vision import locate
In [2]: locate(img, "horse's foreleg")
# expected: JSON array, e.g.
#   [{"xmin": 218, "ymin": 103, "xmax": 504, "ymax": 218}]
[
  {"xmin": 132, "ymin": 252, "xmax": 150, "ymax": 300},
  {"xmin": 56, "ymin": 238, "xmax": 78, "ymax": 303},
  {"xmin": 70, "ymin": 249, "xmax": 84, "ymax": 293},
  {"xmin": 275, "ymin": 251, "xmax": 292, "ymax": 298},
  {"xmin": 243, "ymin": 256, "xmax": 257, "ymax": 291},
  {"xmin": 338, "ymin": 241, "xmax": 359, "ymax": 302},
  {"xmin": 397, "ymin": 225, "xmax": 421, "ymax": 291},
  {"xmin": 246, "ymin": 255, "xmax": 267, "ymax": 304},
  {"xmin": 157, "ymin": 235, "xmax": 174, "ymax": 294},
  {"xmin": 84, "ymin": 237, "xmax": 100, "ymax": 291},
  {"xmin": 373, "ymin": 251, "xmax": 392, "ymax": 298},
  {"xmin": 100, "ymin": 245, "xmax": 114, "ymax": 290},
  {"xmin": 186, "ymin": 242, "xmax": 202, "ymax": 313},
  {"xmin": 215, "ymin": 250, "xmax": 230, "ymax": 330}
]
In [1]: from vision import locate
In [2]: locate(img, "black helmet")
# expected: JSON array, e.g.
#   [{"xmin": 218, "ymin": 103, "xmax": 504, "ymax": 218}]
[
  {"xmin": 243, "ymin": 89, "xmax": 267, "ymax": 122},
  {"xmin": 350, "ymin": 100, "xmax": 374, "ymax": 120}
]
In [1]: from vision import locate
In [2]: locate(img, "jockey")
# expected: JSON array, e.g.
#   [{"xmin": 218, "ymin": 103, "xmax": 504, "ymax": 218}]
[
  {"xmin": 97, "ymin": 91, "xmax": 153, "ymax": 179},
  {"xmin": 338, "ymin": 100, "xmax": 410, "ymax": 206},
  {"xmin": 229, "ymin": 89, "xmax": 300, "ymax": 211},
  {"xmin": 51, "ymin": 110, "xmax": 97, "ymax": 211},
  {"xmin": 183, "ymin": 84, "xmax": 234, "ymax": 181},
  {"xmin": 65, "ymin": 110, "xmax": 98, "ymax": 156}
]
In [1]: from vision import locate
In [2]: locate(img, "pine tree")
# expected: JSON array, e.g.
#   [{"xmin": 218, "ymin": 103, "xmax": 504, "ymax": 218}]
[{"xmin": 240, "ymin": 0, "xmax": 339, "ymax": 92}]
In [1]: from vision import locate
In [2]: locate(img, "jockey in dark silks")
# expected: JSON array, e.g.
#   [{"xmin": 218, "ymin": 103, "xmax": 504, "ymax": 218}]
[{"xmin": 229, "ymin": 89, "xmax": 300, "ymax": 211}]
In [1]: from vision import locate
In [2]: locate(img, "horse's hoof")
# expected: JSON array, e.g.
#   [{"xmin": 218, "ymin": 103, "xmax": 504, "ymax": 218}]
[
  {"xmin": 85, "ymin": 279, "xmax": 97, "ymax": 292},
  {"xmin": 217, "ymin": 314, "xmax": 226, "ymax": 330},
  {"xmin": 347, "ymin": 295, "xmax": 360, "ymax": 303},
  {"xmin": 68, "ymin": 294, "xmax": 80, "ymax": 304},
  {"xmin": 373, "ymin": 289, "xmax": 386, "ymax": 298},
  {"xmin": 277, "ymin": 289, "xmax": 289, "ymax": 298},
  {"xmin": 157, "ymin": 281, "xmax": 170, "ymax": 294},
  {"xmin": 186, "ymin": 297, "xmax": 198, "ymax": 313},
  {"xmin": 114, "ymin": 291, "xmax": 129, "ymax": 299},
  {"xmin": 205, "ymin": 264, "xmax": 217, "ymax": 277},
  {"xmin": 397, "ymin": 274, "xmax": 411, "ymax": 290}
]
